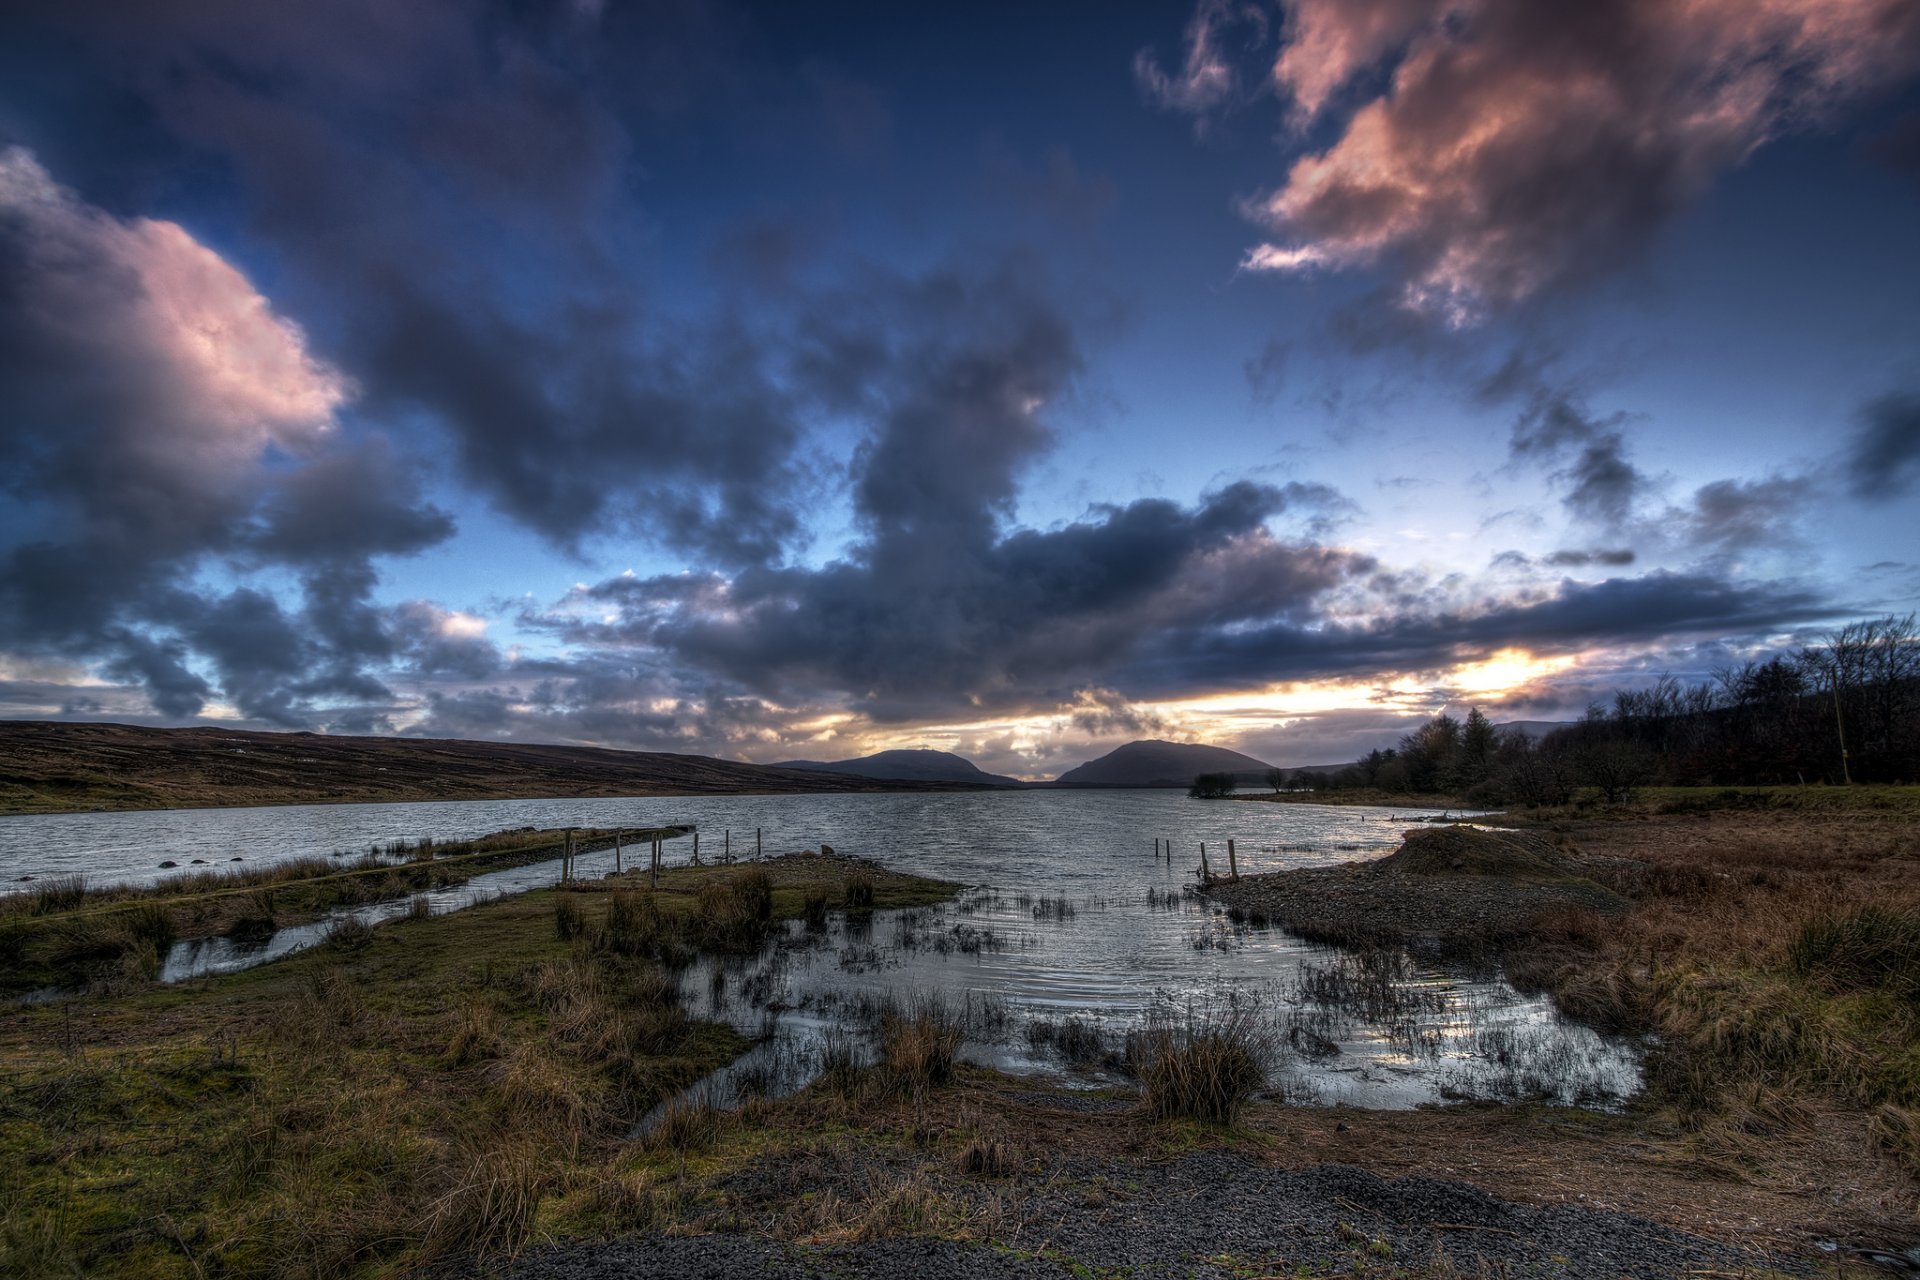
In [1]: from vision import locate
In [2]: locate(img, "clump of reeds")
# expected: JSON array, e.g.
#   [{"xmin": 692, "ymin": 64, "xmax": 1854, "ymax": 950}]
[
  {"xmin": 1128, "ymin": 1004, "xmax": 1268, "ymax": 1124},
  {"xmin": 817, "ymin": 1028, "xmax": 866, "ymax": 1097},
  {"xmin": 691, "ymin": 872, "xmax": 777, "ymax": 953},
  {"xmin": 843, "ymin": 873, "xmax": 875, "ymax": 910},
  {"xmin": 879, "ymin": 997, "xmax": 963, "ymax": 1091},
  {"xmin": 803, "ymin": 888, "xmax": 830, "ymax": 931},
  {"xmin": 731, "ymin": 867, "xmax": 774, "ymax": 925}
]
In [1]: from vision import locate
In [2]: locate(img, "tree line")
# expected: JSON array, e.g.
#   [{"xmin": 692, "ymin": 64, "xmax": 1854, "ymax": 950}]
[{"xmin": 1284, "ymin": 614, "xmax": 1919, "ymax": 805}]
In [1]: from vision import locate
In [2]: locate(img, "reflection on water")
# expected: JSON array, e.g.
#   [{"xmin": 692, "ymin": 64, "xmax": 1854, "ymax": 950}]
[
  {"xmin": 9, "ymin": 790, "xmax": 1639, "ymax": 1109},
  {"xmin": 661, "ymin": 887, "xmax": 1638, "ymax": 1114}
]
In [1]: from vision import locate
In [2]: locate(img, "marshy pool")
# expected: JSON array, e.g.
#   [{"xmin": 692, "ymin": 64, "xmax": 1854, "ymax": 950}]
[{"xmin": 2, "ymin": 789, "xmax": 1639, "ymax": 1108}]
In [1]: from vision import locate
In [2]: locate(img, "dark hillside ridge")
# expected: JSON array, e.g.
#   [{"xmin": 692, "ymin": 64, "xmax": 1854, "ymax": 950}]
[
  {"xmin": 773, "ymin": 748, "xmax": 1022, "ymax": 787},
  {"xmin": 0, "ymin": 721, "xmax": 973, "ymax": 816},
  {"xmin": 1055, "ymin": 739, "xmax": 1275, "ymax": 788}
]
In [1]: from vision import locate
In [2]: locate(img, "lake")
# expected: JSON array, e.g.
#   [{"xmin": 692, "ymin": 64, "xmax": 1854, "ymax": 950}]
[{"xmin": 0, "ymin": 789, "xmax": 1638, "ymax": 1108}]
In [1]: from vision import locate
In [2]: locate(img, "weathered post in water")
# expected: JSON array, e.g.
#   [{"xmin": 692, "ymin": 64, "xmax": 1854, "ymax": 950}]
[
  {"xmin": 756, "ymin": 827, "xmax": 762, "ymax": 860},
  {"xmin": 1200, "ymin": 842, "xmax": 1210, "ymax": 883},
  {"xmin": 724, "ymin": 829, "xmax": 731, "ymax": 862},
  {"xmin": 693, "ymin": 830, "xmax": 700, "ymax": 864},
  {"xmin": 1228, "ymin": 838, "xmax": 1238, "ymax": 881},
  {"xmin": 563, "ymin": 828, "xmax": 575, "ymax": 883},
  {"xmin": 613, "ymin": 828, "xmax": 623, "ymax": 874},
  {"xmin": 650, "ymin": 834, "xmax": 660, "ymax": 889}
]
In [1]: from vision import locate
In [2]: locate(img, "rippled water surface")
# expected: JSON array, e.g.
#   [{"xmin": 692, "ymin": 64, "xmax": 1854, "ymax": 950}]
[{"xmin": 1, "ymin": 790, "xmax": 1639, "ymax": 1108}]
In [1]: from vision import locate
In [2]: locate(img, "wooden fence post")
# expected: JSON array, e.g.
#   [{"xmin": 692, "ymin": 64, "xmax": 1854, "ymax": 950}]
[
  {"xmin": 724, "ymin": 829, "xmax": 730, "ymax": 862},
  {"xmin": 563, "ymin": 828, "xmax": 574, "ymax": 883},
  {"xmin": 693, "ymin": 830, "xmax": 700, "ymax": 864},
  {"xmin": 756, "ymin": 827, "xmax": 762, "ymax": 860},
  {"xmin": 614, "ymin": 828, "xmax": 622, "ymax": 874},
  {"xmin": 1199, "ymin": 842, "xmax": 1210, "ymax": 883},
  {"xmin": 650, "ymin": 834, "xmax": 660, "ymax": 890},
  {"xmin": 1228, "ymin": 838, "xmax": 1238, "ymax": 881}
]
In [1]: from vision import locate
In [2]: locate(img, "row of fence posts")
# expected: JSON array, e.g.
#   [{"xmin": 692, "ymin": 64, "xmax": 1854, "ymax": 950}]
[
  {"xmin": 1153, "ymin": 835, "xmax": 1238, "ymax": 884},
  {"xmin": 558, "ymin": 824, "xmax": 767, "ymax": 887}
]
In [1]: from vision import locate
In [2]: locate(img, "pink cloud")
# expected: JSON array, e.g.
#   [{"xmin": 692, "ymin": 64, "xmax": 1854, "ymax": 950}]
[
  {"xmin": 1181, "ymin": 0, "xmax": 1920, "ymax": 319},
  {"xmin": 0, "ymin": 146, "xmax": 349, "ymax": 458}
]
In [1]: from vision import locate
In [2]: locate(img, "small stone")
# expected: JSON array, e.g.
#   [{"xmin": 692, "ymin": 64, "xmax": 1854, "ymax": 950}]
[{"xmin": 159, "ymin": 860, "xmax": 178, "ymax": 868}]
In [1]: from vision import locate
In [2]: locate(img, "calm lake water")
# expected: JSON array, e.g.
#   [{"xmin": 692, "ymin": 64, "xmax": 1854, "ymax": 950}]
[{"xmin": 0, "ymin": 790, "xmax": 1639, "ymax": 1108}]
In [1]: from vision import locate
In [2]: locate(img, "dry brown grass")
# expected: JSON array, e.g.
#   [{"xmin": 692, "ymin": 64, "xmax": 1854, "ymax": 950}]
[{"xmin": 1499, "ymin": 804, "xmax": 1920, "ymax": 1139}]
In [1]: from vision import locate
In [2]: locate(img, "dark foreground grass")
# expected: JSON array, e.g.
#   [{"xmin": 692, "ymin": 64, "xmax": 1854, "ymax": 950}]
[{"xmin": 0, "ymin": 853, "xmax": 956, "ymax": 1278}]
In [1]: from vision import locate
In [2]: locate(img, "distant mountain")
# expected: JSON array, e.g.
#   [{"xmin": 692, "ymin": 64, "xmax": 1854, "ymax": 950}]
[
  {"xmin": 773, "ymin": 748, "xmax": 1022, "ymax": 787},
  {"xmin": 1054, "ymin": 739, "xmax": 1276, "ymax": 788}
]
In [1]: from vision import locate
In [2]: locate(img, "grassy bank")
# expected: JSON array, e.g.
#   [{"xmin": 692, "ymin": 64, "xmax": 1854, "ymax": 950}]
[
  {"xmin": 0, "ymin": 854, "xmax": 956, "ymax": 1277},
  {"xmin": 0, "ymin": 827, "xmax": 695, "ymax": 997}
]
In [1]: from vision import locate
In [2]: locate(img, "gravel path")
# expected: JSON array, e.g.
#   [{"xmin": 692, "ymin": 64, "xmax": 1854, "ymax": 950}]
[{"xmin": 506, "ymin": 1149, "xmax": 1796, "ymax": 1279}]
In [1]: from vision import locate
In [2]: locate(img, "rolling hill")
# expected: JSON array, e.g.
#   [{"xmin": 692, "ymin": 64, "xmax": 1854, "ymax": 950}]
[
  {"xmin": 1054, "ymin": 739, "xmax": 1276, "ymax": 788},
  {"xmin": 0, "ymin": 721, "xmax": 973, "ymax": 816},
  {"xmin": 772, "ymin": 748, "xmax": 1022, "ymax": 787}
]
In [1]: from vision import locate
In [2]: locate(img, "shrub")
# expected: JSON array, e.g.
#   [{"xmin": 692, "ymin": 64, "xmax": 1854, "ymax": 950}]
[{"xmin": 843, "ymin": 873, "xmax": 875, "ymax": 910}]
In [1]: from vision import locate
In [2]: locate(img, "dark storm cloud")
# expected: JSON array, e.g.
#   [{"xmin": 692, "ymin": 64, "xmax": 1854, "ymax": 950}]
[
  {"xmin": 1150, "ymin": 0, "xmax": 1920, "ymax": 318},
  {"xmin": 524, "ymin": 257, "xmax": 1370, "ymax": 724},
  {"xmin": 1141, "ymin": 570, "xmax": 1829, "ymax": 694},
  {"xmin": 1846, "ymin": 390, "xmax": 1920, "ymax": 499}
]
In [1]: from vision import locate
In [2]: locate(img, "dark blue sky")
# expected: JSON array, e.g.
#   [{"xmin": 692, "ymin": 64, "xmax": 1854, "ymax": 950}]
[{"xmin": 2, "ymin": 0, "xmax": 1916, "ymax": 776}]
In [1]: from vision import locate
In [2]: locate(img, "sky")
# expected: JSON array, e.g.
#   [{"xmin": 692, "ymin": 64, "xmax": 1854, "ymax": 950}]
[{"xmin": 1, "ymin": 0, "xmax": 1917, "ymax": 780}]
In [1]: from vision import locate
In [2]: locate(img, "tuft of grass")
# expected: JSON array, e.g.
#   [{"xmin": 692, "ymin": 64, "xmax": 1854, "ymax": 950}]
[
  {"xmin": 27, "ymin": 875, "xmax": 88, "ymax": 915},
  {"xmin": 554, "ymin": 892, "xmax": 587, "ymax": 942},
  {"xmin": 322, "ymin": 914, "xmax": 375, "ymax": 950},
  {"xmin": 954, "ymin": 1133, "xmax": 1020, "ymax": 1177},
  {"xmin": 1788, "ymin": 905, "xmax": 1920, "ymax": 999},
  {"xmin": 419, "ymin": 1140, "xmax": 546, "ymax": 1267},
  {"xmin": 643, "ymin": 1091, "xmax": 725, "ymax": 1156}
]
